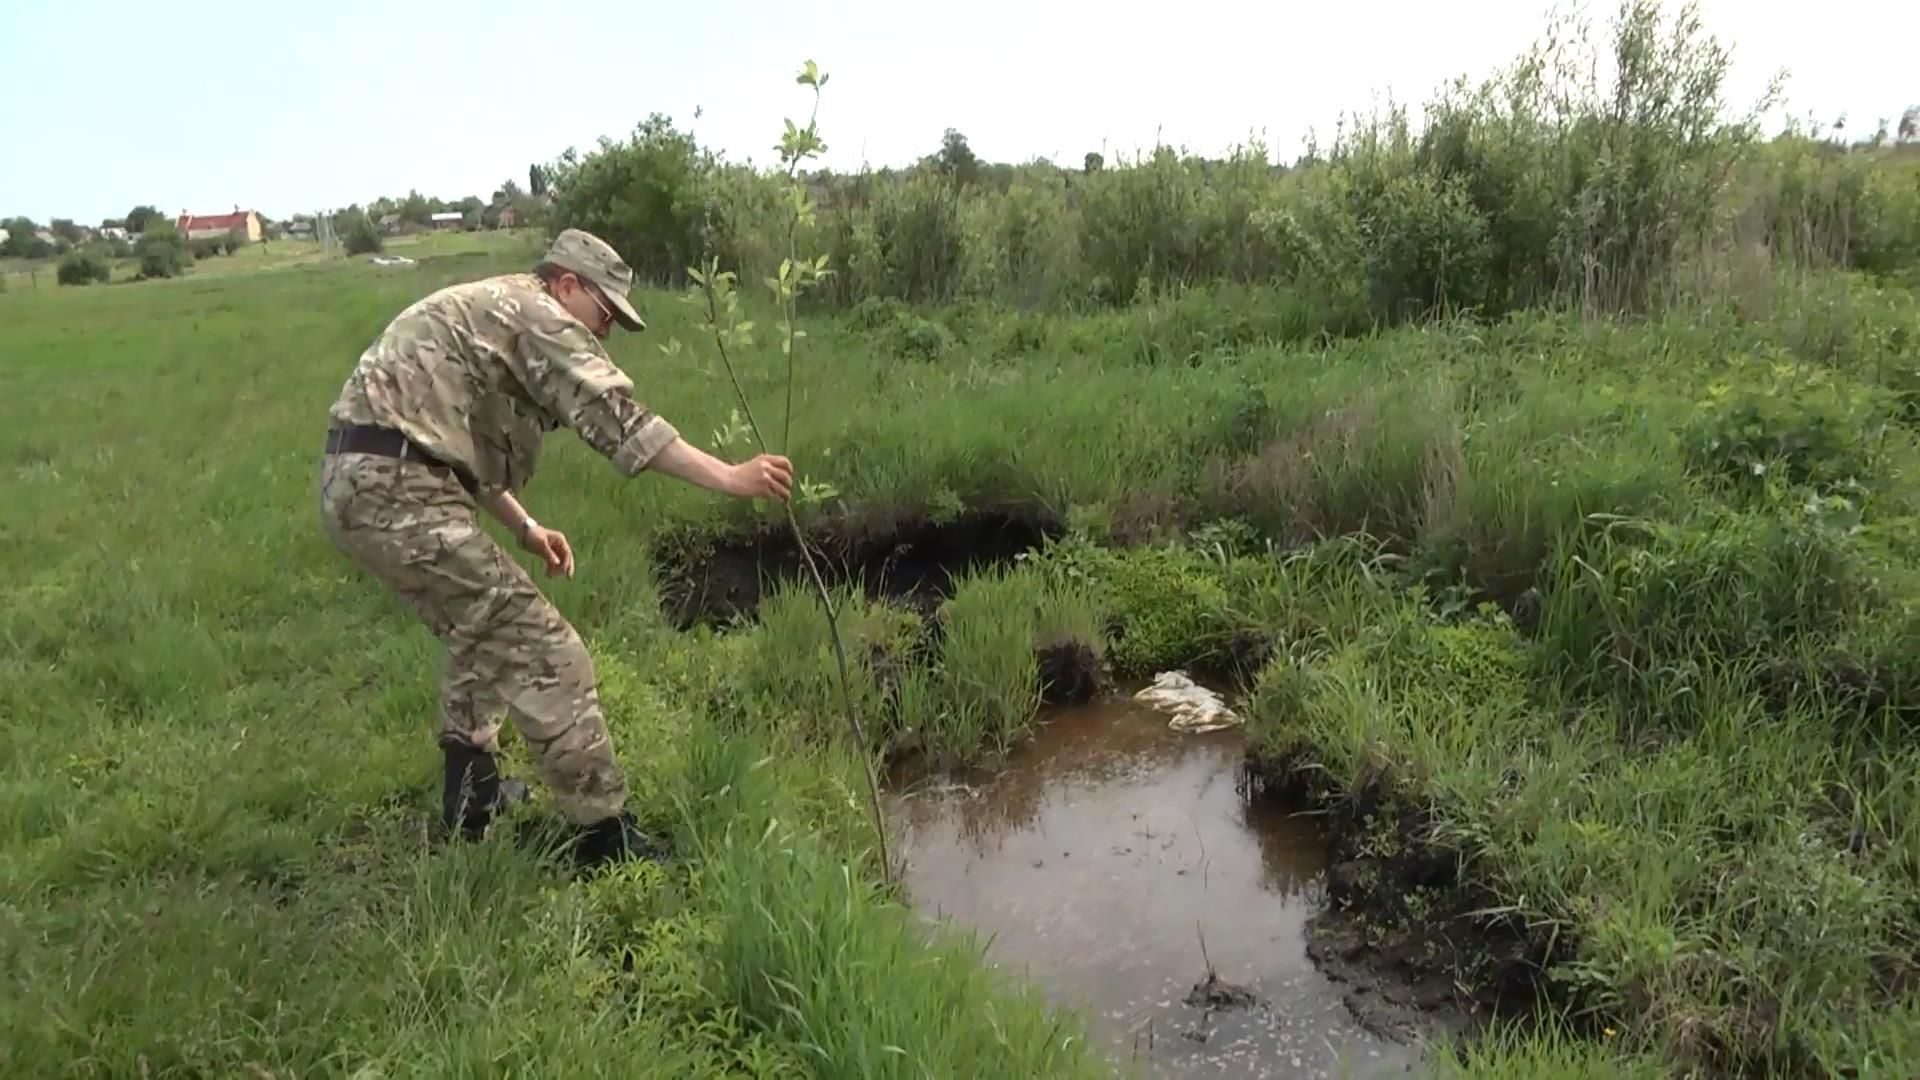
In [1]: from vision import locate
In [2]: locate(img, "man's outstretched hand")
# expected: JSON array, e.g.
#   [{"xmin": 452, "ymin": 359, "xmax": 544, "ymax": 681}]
[{"xmin": 729, "ymin": 454, "xmax": 794, "ymax": 501}]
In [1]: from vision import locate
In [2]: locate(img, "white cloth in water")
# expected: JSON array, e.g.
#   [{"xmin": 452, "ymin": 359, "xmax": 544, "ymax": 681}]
[{"xmin": 1133, "ymin": 671, "xmax": 1243, "ymax": 733}]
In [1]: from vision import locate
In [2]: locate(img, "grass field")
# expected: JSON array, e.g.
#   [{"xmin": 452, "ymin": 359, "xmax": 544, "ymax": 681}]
[{"xmin": 5, "ymin": 214, "xmax": 1920, "ymax": 1078}]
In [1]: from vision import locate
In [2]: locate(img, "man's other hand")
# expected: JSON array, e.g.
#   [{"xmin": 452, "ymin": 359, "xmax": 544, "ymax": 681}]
[{"xmin": 522, "ymin": 524, "xmax": 576, "ymax": 577}]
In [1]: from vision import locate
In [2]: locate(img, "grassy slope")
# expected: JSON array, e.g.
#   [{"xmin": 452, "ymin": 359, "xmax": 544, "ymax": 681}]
[
  {"xmin": 6, "ymin": 230, "xmax": 1920, "ymax": 1076},
  {"xmin": 0, "ymin": 241, "xmax": 1103, "ymax": 1078}
]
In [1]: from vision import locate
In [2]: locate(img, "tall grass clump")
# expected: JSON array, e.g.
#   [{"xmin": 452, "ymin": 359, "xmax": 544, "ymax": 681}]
[
  {"xmin": 896, "ymin": 564, "xmax": 1110, "ymax": 764},
  {"xmin": 1533, "ymin": 505, "xmax": 1870, "ymax": 726},
  {"xmin": 726, "ymin": 581, "xmax": 920, "ymax": 754}
]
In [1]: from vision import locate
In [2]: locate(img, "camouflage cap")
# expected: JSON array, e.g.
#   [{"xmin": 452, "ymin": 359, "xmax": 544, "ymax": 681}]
[{"xmin": 543, "ymin": 228, "xmax": 646, "ymax": 332}]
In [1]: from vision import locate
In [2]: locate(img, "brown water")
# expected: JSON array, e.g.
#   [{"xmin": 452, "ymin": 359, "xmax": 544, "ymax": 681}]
[{"xmin": 887, "ymin": 694, "xmax": 1423, "ymax": 1078}]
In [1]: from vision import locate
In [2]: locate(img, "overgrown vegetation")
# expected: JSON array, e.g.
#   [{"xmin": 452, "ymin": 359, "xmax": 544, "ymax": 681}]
[
  {"xmin": 6, "ymin": 3, "xmax": 1920, "ymax": 1076},
  {"xmin": 541, "ymin": 1, "xmax": 1920, "ymax": 332}
]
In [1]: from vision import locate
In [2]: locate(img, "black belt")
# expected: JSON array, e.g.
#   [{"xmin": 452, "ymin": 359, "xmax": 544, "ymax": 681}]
[{"xmin": 325, "ymin": 424, "xmax": 476, "ymax": 493}]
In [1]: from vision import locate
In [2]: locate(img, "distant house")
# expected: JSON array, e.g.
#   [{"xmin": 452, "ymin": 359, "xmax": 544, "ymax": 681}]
[
  {"xmin": 497, "ymin": 208, "xmax": 518, "ymax": 229},
  {"xmin": 176, "ymin": 208, "xmax": 264, "ymax": 242},
  {"xmin": 430, "ymin": 211, "xmax": 466, "ymax": 230},
  {"xmin": 100, "ymin": 226, "xmax": 128, "ymax": 241},
  {"xmin": 378, "ymin": 213, "xmax": 402, "ymax": 235},
  {"xmin": 0, "ymin": 228, "xmax": 10, "ymax": 247},
  {"xmin": 34, "ymin": 229, "xmax": 58, "ymax": 246}
]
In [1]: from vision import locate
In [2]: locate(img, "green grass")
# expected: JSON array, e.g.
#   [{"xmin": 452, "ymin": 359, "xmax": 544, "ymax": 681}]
[{"xmin": 6, "ymin": 225, "xmax": 1920, "ymax": 1076}]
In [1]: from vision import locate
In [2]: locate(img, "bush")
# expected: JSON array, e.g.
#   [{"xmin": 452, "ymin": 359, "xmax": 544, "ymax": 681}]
[
  {"xmin": 341, "ymin": 211, "xmax": 382, "ymax": 256},
  {"xmin": 135, "ymin": 222, "xmax": 191, "ymax": 279},
  {"xmin": 56, "ymin": 250, "xmax": 111, "ymax": 286}
]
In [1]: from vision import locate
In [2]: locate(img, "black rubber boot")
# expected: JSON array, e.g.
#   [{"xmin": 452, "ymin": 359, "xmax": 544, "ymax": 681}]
[
  {"xmin": 569, "ymin": 811, "xmax": 668, "ymax": 871},
  {"xmin": 441, "ymin": 743, "xmax": 529, "ymax": 840}
]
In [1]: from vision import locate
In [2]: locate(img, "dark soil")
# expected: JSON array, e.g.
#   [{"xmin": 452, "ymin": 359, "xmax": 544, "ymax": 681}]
[
  {"xmin": 1246, "ymin": 754, "xmax": 1579, "ymax": 1046},
  {"xmin": 1036, "ymin": 639, "xmax": 1104, "ymax": 705},
  {"xmin": 655, "ymin": 511, "xmax": 1058, "ymax": 628}
]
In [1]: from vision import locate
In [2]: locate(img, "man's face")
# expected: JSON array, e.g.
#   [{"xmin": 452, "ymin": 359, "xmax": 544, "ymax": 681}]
[{"xmin": 556, "ymin": 273, "xmax": 616, "ymax": 340}]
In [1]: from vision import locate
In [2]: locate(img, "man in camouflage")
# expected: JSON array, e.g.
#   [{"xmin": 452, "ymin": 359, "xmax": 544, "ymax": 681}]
[{"xmin": 317, "ymin": 228, "xmax": 791, "ymax": 868}]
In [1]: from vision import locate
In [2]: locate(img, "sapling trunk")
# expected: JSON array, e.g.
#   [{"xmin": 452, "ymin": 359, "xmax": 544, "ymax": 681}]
[{"xmin": 694, "ymin": 271, "xmax": 894, "ymax": 885}]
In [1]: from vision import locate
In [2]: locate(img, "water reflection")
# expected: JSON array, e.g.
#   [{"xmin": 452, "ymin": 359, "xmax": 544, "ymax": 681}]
[{"xmin": 887, "ymin": 697, "xmax": 1419, "ymax": 1078}]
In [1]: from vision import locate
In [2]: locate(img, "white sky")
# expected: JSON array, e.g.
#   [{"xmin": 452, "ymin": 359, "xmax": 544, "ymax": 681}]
[{"xmin": 1, "ymin": 0, "xmax": 1912, "ymax": 223}]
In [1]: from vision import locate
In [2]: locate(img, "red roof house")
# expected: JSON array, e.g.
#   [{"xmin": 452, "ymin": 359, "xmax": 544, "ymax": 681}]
[{"xmin": 176, "ymin": 208, "xmax": 264, "ymax": 242}]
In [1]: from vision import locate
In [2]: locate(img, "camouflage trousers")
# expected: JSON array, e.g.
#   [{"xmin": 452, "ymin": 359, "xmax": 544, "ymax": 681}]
[{"xmin": 316, "ymin": 450, "xmax": 627, "ymax": 824}]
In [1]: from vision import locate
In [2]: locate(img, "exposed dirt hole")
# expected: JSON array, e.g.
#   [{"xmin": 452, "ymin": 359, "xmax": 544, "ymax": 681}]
[{"xmin": 656, "ymin": 511, "xmax": 1060, "ymax": 629}]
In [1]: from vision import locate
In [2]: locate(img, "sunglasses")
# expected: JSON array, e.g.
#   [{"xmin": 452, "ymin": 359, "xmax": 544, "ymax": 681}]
[{"xmin": 576, "ymin": 277, "xmax": 614, "ymax": 327}]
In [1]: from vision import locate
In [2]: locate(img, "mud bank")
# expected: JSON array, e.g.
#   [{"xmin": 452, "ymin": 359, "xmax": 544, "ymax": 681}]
[
  {"xmin": 654, "ymin": 511, "xmax": 1058, "ymax": 628},
  {"xmin": 1247, "ymin": 755, "xmax": 1574, "ymax": 1047}
]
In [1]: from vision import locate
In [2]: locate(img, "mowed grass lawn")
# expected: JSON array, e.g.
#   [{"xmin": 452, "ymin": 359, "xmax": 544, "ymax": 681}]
[{"xmin": 6, "ymin": 229, "xmax": 1920, "ymax": 1076}]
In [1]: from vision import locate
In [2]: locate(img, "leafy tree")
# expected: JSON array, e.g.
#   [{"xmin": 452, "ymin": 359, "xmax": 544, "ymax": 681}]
[
  {"xmin": 934, "ymin": 128, "xmax": 980, "ymax": 186},
  {"xmin": 546, "ymin": 113, "xmax": 709, "ymax": 283},
  {"xmin": 0, "ymin": 217, "xmax": 53, "ymax": 259},
  {"xmin": 1084, "ymin": 151, "xmax": 1104, "ymax": 173},
  {"xmin": 50, "ymin": 219, "xmax": 84, "ymax": 244},
  {"xmin": 529, "ymin": 163, "xmax": 548, "ymax": 197},
  {"xmin": 1901, "ymin": 105, "xmax": 1918, "ymax": 144},
  {"xmin": 136, "ymin": 220, "xmax": 191, "ymax": 278},
  {"xmin": 399, "ymin": 190, "xmax": 432, "ymax": 227},
  {"xmin": 125, "ymin": 205, "xmax": 160, "ymax": 233}
]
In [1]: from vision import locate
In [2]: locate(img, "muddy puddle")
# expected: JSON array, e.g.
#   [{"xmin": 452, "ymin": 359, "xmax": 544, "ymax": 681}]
[{"xmin": 887, "ymin": 693, "xmax": 1425, "ymax": 1078}]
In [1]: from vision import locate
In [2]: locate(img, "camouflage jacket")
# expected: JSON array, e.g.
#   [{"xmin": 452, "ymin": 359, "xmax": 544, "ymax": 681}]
[{"xmin": 327, "ymin": 272, "xmax": 680, "ymax": 498}]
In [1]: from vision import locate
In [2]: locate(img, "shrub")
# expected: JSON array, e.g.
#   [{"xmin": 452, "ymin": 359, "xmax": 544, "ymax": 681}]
[
  {"xmin": 135, "ymin": 221, "xmax": 191, "ymax": 279},
  {"xmin": 56, "ymin": 250, "xmax": 111, "ymax": 286},
  {"xmin": 341, "ymin": 211, "xmax": 382, "ymax": 256}
]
